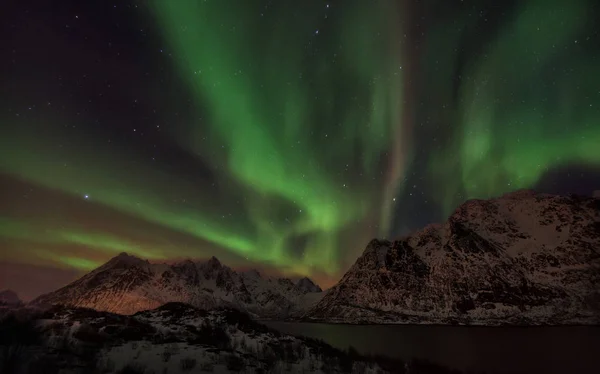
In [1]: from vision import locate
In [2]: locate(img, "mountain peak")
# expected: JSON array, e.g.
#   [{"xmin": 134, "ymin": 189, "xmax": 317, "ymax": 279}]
[
  {"xmin": 115, "ymin": 252, "xmax": 143, "ymax": 262},
  {"xmin": 244, "ymin": 269, "xmax": 261, "ymax": 279},
  {"xmin": 366, "ymin": 238, "xmax": 390, "ymax": 248},
  {"xmin": 0, "ymin": 289, "xmax": 21, "ymax": 305},
  {"xmin": 173, "ymin": 259, "xmax": 197, "ymax": 274},
  {"xmin": 206, "ymin": 256, "xmax": 221, "ymax": 267},
  {"xmin": 358, "ymin": 238, "xmax": 392, "ymax": 269},
  {"xmin": 501, "ymin": 189, "xmax": 537, "ymax": 199},
  {"xmin": 99, "ymin": 252, "xmax": 146, "ymax": 270},
  {"xmin": 173, "ymin": 258, "xmax": 195, "ymax": 267},
  {"xmin": 296, "ymin": 277, "xmax": 322, "ymax": 293}
]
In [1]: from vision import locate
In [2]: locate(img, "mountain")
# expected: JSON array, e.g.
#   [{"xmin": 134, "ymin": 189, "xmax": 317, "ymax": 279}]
[
  {"xmin": 0, "ymin": 303, "xmax": 458, "ymax": 374},
  {"xmin": 306, "ymin": 190, "xmax": 600, "ymax": 325},
  {"xmin": 31, "ymin": 253, "xmax": 323, "ymax": 319},
  {"xmin": 0, "ymin": 289, "xmax": 22, "ymax": 306},
  {"xmin": 296, "ymin": 277, "xmax": 323, "ymax": 293}
]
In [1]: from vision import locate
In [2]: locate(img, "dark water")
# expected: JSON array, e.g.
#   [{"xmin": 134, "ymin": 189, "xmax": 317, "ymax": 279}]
[{"xmin": 264, "ymin": 322, "xmax": 600, "ymax": 374}]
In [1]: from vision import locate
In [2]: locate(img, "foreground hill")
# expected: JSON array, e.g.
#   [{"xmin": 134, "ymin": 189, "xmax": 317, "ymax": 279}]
[
  {"xmin": 0, "ymin": 303, "xmax": 462, "ymax": 374},
  {"xmin": 306, "ymin": 190, "xmax": 600, "ymax": 325},
  {"xmin": 32, "ymin": 255, "xmax": 323, "ymax": 319}
]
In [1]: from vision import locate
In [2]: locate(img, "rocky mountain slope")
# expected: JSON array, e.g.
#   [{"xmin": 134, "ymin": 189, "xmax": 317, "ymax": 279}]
[
  {"xmin": 0, "ymin": 303, "xmax": 458, "ymax": 374},
  {"xmin": 296, "ymin": 277, "xmax": 323, "ymax": 293},
  {"xmin": 31, "ymin": 255, "xmax": 323, "ymax": 319},
  {"xmin": 306, "ymin": 190, "xmax": 600, "ymax": 325}
]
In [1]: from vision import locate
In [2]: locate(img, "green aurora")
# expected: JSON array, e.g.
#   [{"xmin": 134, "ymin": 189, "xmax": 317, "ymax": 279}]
[{"xmin": 1, "ymin": 0, "xmax": 599, "ymax": 292}]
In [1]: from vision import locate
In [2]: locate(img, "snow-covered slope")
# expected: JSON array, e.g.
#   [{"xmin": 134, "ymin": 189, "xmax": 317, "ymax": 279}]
[
  {"xmin": 306, "ymin": 190, "xmax": 600, "ymax": 325},
  {"xmin": 1, "ymin": 303, "xmax": 459, "ymax": 374},
  {"xmin": 31, "ymin": 255, "xmax": 323, "ymax": 319}
]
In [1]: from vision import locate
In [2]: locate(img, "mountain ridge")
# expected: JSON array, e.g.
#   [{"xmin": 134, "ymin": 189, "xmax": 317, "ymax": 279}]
[
  {"xmin": 31, "ymin": 254, "xmax": 324, "ymax": 319},
  {"xmin": 27, "ymin": 189, "xmax": 600, "ymax": 325},
  {"xmin": 305, "ymin": 189, "xmax": 600, "ymax": 325}
]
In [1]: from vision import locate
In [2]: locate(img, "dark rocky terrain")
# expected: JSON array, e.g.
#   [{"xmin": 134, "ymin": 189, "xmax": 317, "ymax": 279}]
[{"xmin": 0, "ymin": 303, "xmax": 465, "ymax": 374}]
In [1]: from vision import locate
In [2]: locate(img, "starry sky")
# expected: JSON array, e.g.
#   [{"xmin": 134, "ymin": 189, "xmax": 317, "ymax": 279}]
[{"xmin": 2, "ymin": 0, "xmax": 600, "ymax": 300}]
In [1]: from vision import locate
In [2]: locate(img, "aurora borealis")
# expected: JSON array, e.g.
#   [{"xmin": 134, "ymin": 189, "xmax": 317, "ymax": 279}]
[{"xmin": 1, "ymin": 0, "xmax": 600, "ymax": 300}]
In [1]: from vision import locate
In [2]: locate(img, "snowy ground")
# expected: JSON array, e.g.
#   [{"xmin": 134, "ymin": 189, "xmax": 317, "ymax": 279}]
[{"xmin": 1, "ymin": 303, "xmax": 456, "ymax": 374}]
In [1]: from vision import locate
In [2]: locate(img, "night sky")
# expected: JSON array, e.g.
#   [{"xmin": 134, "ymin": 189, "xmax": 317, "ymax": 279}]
[{"xmin": 2, "ymin": 0, "xmax": 600, "ymax": 300}]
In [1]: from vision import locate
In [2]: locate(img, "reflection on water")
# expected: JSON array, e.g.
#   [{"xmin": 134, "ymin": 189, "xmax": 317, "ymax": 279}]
[{"xmin": 264, "ymin": 322, "xmax": 600, "ymax": 374}]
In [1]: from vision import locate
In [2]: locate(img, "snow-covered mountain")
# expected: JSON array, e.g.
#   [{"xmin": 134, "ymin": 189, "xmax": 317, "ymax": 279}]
[
  {"xmin": 306, "ymin": 190, "xmax": 600, "ymax": 325},
  {"xmin": 31, "ymin": 255, "xmax": 323, "ymax": 319},
  {"xmin": 0, "ymin": 289, "xmax": 22, "ymax": 306}
]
